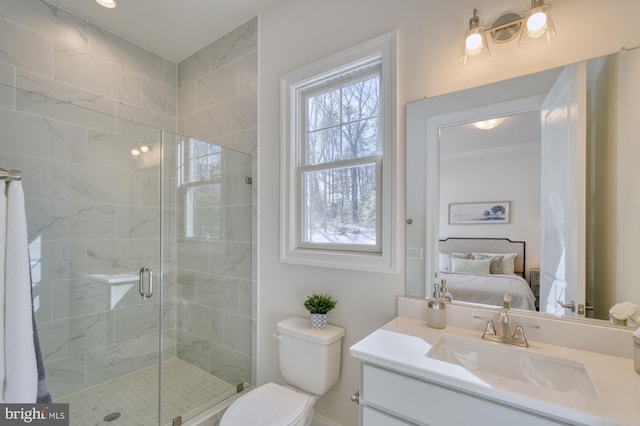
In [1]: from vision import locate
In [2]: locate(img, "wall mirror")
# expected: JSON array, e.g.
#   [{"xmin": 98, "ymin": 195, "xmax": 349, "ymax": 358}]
[{"xmin": 405, "ymin": 48, "xmax": 640, "ymax": 325}]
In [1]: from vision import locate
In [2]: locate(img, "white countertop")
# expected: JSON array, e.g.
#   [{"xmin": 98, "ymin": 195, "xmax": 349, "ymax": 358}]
[{"xmin": 350, "ymin": 316, "xmax": 640, "ymax": 426}]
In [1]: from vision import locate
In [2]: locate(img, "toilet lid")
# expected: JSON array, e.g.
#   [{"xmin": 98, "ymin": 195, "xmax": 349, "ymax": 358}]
[{"xmin": 222, "ymin": 383, "xmax": 310, "ymax": 426}]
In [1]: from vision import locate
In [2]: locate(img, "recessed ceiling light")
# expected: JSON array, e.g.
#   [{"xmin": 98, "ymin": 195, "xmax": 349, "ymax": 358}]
[
  {"xmin": 96, "ymin": 0, "xmax": 116, "ymax": 9},
  {"xmin": 471, "ymin": 118, "xmax": 506, "ymax": 130}
]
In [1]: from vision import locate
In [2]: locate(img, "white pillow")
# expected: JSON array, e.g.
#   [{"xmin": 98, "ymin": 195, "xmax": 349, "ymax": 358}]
[
  {"xmin": 472, "ymin": 254, "xmax": 504, "ymax": 274},
  {"xmin": 451, "ymin": 257, "xmax": 491, "ymax": 275},
  {"xmin": 438, "ymin": 252, "xmax": 471, "ymax": 271},
  {"xmin": 472, "ymin": 252, "xmax": 517, "ymax": 275},
  {"xmin": 438, "ymin": 252, "xmax": 450, "ymax": 271}
]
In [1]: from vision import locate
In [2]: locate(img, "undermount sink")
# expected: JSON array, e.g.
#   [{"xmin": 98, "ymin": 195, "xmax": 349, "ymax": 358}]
[{"xmin": 426, "ymin": 334, "xmax": 599, "ymax": 399}]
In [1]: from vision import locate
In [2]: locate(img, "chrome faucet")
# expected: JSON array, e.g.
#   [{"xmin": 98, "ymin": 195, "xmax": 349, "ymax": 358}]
[
  {"xmin": 474, "ymin": 302, "xmax": 540, "ymax": 348},
  {"xmin": 497, "ymin": 293, "xmax": 511, "ymax": 338}
]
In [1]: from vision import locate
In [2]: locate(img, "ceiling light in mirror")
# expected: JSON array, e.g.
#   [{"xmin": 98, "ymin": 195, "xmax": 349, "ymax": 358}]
[
  {"xmin": 471, "ymin": 117, "xmax": 506, "ymax": 130},
  {"xmin": 96, "ymin": 0, "xmax": 117, "ymax": 9}
]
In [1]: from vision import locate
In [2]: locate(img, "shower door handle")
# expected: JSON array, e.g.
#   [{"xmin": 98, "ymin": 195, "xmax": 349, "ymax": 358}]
[{"xmin": 139, "ymin": 266, "xmax": 153, "ymax": 299}]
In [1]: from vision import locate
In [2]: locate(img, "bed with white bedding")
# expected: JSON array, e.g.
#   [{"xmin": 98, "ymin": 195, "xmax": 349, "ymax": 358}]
[
  {"xmin": 438, "ymin": 238, "xmax": 536, "ymax": 311},
  {"xmin": 439, "ymin": 271, "xmax": 536, "ymax": 310}
]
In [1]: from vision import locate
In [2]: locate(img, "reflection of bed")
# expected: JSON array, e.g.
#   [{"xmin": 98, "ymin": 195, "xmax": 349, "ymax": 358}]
[{"xmin": 438, "ymin": 238, "xmax": 536, "ymax": 310}]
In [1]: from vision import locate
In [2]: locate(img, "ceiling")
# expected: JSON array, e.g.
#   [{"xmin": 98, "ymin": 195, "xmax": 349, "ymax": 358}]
[
  {"xmin": 440, "ymin": 110, "xmax": 542, "ymax": 158},
  {"xmin": 47, "ymin": 0, "xmax": 282, "ymax": 63}
]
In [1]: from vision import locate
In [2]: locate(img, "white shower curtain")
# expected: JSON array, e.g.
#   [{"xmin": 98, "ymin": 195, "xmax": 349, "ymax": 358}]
[{"xmin": 1, "ymin": 179, "xmax": 37, "ymax": 403}]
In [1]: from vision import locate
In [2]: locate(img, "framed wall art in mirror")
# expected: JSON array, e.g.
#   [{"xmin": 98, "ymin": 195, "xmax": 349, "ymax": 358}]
[{"xmin": 448, "ymin": 201, "xmax": 510, "ymax": 224}]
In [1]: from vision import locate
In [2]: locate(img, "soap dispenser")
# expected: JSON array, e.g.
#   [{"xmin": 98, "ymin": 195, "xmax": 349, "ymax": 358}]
[
  {"xmin": 427, "ymin": 281, "xmax": 447, "ymax": 329},
  {"xmin": 498, "ymin": 293, "xmax": 511, "ymax": 338}
]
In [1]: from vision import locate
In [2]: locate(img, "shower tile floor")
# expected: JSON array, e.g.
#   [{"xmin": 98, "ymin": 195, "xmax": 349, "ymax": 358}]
[{"xmin": 60, "ymin": 358, "xmax": 237, "ymax": 426}]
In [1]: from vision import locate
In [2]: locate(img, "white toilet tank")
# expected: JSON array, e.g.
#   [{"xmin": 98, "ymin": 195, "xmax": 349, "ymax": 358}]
[{"xmin": 276, "ymin": 317, "xmax": 345, "ymax": 396}]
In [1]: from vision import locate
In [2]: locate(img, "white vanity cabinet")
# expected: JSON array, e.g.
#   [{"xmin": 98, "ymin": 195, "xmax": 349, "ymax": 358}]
[
  {"xmin": 358, "ymin": 363, "xmax": 568, "ymax": 426},
  {"xmin": 351, "ymin": 313, "xmax": 639, "ymax": 426}
]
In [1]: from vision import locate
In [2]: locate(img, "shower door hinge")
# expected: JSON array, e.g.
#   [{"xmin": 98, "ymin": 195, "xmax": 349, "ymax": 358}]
[
  {"xmin": 236, "ymin": 383, "xmax": 245, "ymax": 393},
  {"xmin": 245, "ymin": 176, "xmax": 253, "ymax": 185},
  {"xmin": 172, "ymin": 416, "xmax": 182, "ymax": 426}
]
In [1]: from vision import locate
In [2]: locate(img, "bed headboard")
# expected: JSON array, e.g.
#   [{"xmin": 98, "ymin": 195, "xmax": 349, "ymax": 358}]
[{"xmin": 439, "ymin": 237, "xmax": 526, "ymax": 277}]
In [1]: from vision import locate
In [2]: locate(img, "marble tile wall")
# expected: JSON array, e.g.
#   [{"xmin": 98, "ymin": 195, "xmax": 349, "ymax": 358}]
[
  {"xmin": 0, "ymin": 0, "xmax": 177, "ymax": 131},
  {"xmin": 0, "ymin": 0, "xmax": 256, "ymax": 400},
  {"xmin": 176, "ymin": 17, "xmax": 257, "ymax": 386},
  {"xmin": 0, "ymin": 0, "xmax": 179, "ymax": 399},
  {"xmin": 178, "ymin": 18, "xmax": 257, "ymax": 156},
  {"xmin": 172, "ymin": 148, "xmax": 253, "ymax": 386}
]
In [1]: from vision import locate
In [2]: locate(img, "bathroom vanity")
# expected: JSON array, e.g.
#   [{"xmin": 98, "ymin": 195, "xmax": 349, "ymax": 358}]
[{"xmin": 350, "ymin": 299, "xmax": 640, "ymax": 426}]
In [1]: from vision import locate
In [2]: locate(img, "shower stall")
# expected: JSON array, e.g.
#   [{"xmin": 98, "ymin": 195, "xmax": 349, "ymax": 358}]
[{"xmin": 0, "ymin": 83, "xmax": 253, "ymax": 425}]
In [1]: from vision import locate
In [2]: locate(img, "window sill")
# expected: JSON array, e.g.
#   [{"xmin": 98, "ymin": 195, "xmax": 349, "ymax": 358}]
[{"xmin": 281, "ymin": 246, "xmax": 396, "ymax": 274}]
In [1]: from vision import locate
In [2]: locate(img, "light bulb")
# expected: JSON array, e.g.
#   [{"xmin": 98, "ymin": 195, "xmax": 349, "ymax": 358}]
[
  {"xmin": 519, "ymin": 1, "xmax": 555, "ymax": 48},
  {"xmin": 140, "ymin": 145, "xmax": 150, "ymax": 154},
  {"xmin": 460, "ymin": 8, "xmax": 490, "ymax": 65},
  {"xmin": 466, "ymin": 33, "xmax": 484, "ymax": 52},
  {"xmin": 526, "ymin": 11, "xmax": 548, "ymax": 38},
  {"xmin": 131, "ymin": 148, "xmax": 141, "ymax": 158}
]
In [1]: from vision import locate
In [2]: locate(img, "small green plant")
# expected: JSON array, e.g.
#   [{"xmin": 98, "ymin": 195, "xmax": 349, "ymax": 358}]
[{"xmin": 303, "ymin": 293, "xmax": 337, "ymax": 315}]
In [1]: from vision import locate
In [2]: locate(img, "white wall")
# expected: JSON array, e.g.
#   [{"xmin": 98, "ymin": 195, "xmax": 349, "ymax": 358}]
[
  {"xmin": 440, "ymin": 147, "xmax": 541, "ymax": 276},
  {"xmin": 257, "ymin": 1, "xmax": 640, "ymax": 425}
]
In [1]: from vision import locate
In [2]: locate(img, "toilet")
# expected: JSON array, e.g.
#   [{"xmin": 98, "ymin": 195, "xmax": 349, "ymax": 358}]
[{"xmin": 220, "ymin": 317, "xmax": 345, "ymax": 426}]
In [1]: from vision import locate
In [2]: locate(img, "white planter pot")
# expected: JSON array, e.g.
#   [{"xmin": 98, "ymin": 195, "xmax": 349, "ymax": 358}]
[{"xmin": 309, "ymin": 313, "xmax": 327, "ymax": 329}]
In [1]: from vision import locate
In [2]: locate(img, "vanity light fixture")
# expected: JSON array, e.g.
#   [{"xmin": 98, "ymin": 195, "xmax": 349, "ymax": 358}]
[
  {"xmin": 139, "ymin": 145, "xmax": 150, "ymax": 154},
  {"xmin": 131, "ymin": 148, "xmax": 141, "ymax": 158},
  {"xmin": 96, "ymin": 0, "xmax": 117, "ymax": 9},
  {"xmin": 460, "ymin": 0, "xmax": 556, "ymax": 65}
]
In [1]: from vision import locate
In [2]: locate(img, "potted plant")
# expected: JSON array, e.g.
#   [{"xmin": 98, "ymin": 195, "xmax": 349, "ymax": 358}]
[{"xmin": 304, "ymin": 293, "xmax": 337, "ymax": 329}]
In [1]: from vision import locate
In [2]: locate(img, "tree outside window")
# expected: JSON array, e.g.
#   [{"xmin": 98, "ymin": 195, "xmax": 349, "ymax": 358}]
[{"xmin": 299, "ymin": 68, "xmax": 382, "ymax": 252}]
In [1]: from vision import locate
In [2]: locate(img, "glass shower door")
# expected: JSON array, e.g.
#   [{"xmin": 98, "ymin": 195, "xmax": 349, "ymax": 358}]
[
  {"xmin": 52, "ymin": 111, "xmax": 165, "ymax": 425},
  {"xmin": 160, "ymin": 134, "xmax": 253, "ymax": 424},
  {"xmin": 0, "ymin": 84, "xmax": 165, "ymax": 424}
]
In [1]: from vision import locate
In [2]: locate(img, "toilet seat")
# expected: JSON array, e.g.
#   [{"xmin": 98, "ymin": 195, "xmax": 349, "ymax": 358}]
[{"xmin": 220, "ymin": 382, "xmax": 313, "ymax": 426}]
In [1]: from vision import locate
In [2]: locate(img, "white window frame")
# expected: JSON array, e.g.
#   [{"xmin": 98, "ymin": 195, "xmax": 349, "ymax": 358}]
[{"xmin": 280, "ymin": 32, "xmax": 398, "ymax": 273}]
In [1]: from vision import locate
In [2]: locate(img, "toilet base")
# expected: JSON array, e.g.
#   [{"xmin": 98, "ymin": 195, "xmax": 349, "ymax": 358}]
[{"xmin": 220, "ymin": 383, "xmax": 319, "ymax": 426}]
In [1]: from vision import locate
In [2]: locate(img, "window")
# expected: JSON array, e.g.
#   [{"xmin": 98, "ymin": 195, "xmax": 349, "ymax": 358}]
[
  {"xmin": 281, "ymin": 32, "xmax": 398, "ymax": 272},
  {"xmin": 178, "ymin": 138, "xmax": 222, "ymax": 239},
  {"xmin": 301, "ymin": 68, "xmax": 381, "ymax": 251}
]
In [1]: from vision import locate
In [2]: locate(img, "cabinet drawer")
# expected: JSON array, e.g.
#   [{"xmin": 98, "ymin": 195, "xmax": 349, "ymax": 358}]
[
  {"xmin": 362, "ymin": 364, "xmax": 564, "ymax": 426},
  {"xmin": 362, "ymin": 406, "xmax": 413, "ymax": 426}
]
